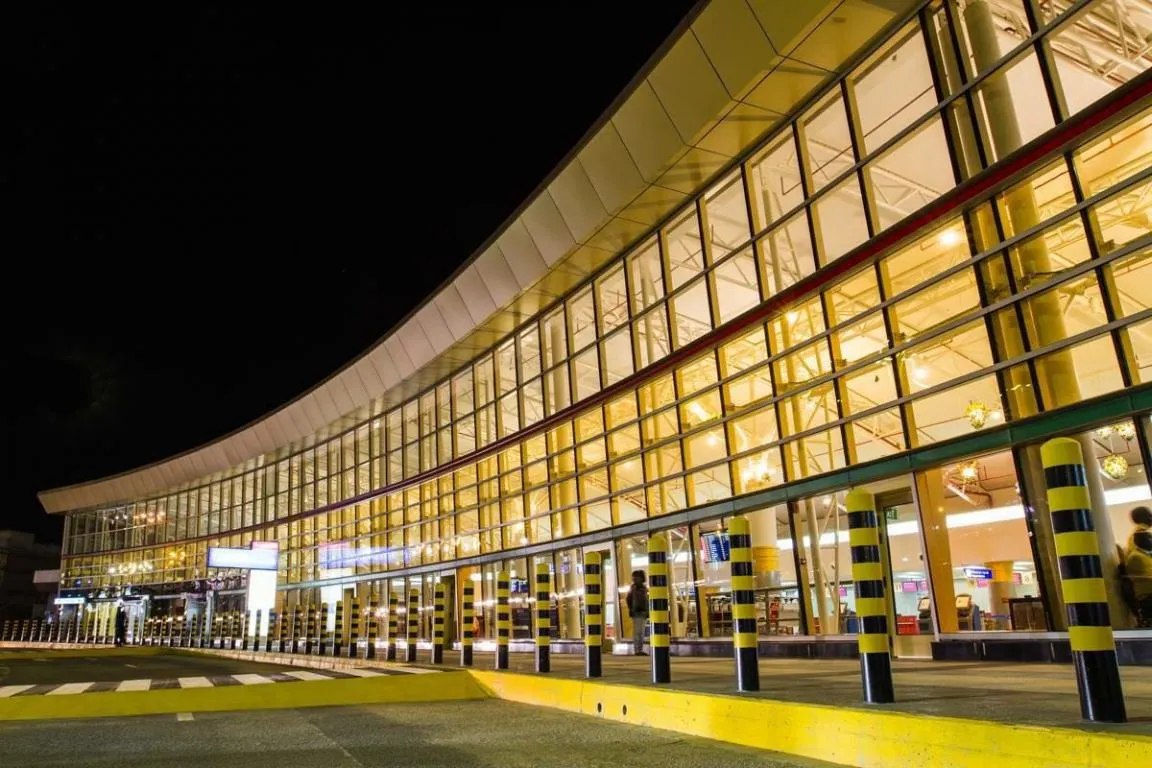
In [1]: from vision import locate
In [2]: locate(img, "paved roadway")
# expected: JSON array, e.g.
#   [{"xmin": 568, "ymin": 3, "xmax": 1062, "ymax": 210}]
[
  {"xmin": 0, "ymin": 699, "xmax": 842, "ymax": 768},
  {"xmin": 0, "ymin": 649, "xmax": 299, "ymax": 686}
]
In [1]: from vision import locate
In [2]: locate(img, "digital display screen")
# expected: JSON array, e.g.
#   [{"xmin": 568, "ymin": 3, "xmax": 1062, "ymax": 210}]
[
  {"xmin": 700, "ymin": 532, "xmax": 730, "ymax": 563},
  {"xmin": 207, "ymin": 546, "xmax": 278, "ymax": 571},
  {"xmin": 901, "ymin": 582, "xmax": 918, "ymax": 593}
]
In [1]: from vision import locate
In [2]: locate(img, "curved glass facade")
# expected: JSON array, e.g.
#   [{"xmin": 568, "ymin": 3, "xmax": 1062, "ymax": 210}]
[{"xmin": 56, "ymin": 1, "xmax": 1152, "ymax": 645}]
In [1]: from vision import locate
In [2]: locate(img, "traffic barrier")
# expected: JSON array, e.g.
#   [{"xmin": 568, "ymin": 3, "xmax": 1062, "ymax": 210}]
[
  {"xmin": 461, "ymin": 583, "xmax": 474, "ymax": 667},
  {"xmin": 270, "ymin": 610, "xmax": 282, "ymax": 653},
  {"xmin": 165, "ymin": 616, "xmax": 175, "ymax": 647},
  {"xmin": 406, "ymin": 589, "xmax": 419, "ymax": 662},
  {"xmin": 496, "ymin": 571, "xmax": 510, "ymax": 670},
  {"xmin": 1042, "ymin": 437, "xmax": 1127, "ymax": 722},
  {"xmin": 535, "ymin": 564, "xmax": 551, "ymax": 673},
  {"xmin": 31, "ymin": 620, "xmax": 41, "ymax": 644},
  {"xmin": 248, "ymin": 610, "xmax": 259, "ymax": 652},
  {"xmin": 848, "ymin": 488, "xmax": 895, "ymax": 704},
  {"xmin": 386, "ymin": 592, "xmax": 399, "ymax": 662},
  {"xmin": 305, "ymin": 605, "xmax": 317, "ymax": 655},
  {"xmin": 432, "ymin": 583, "xmax": 445, "ymax": 664},
  {"xmin": 366, "ymin": 596, "xmax": 378, "ymax": 660},
  {"xmin": 648, "ymin": 533, "xmax": 671, "ymax": 684},
  {"xmin": 318, "ymin": 603, "xmax": 329, "ymax": 656},
  {"xmin": 1, "ymin": 620, "xmax": 10, "ymax": 642},
  {"xmin": 729, "ymin": 516, "xmax": 760, "ymax": 692},
  {"xmin": 291, "ymin": 606, "xmax": 302, "ymax": 654},
  {"xmin": 333, "ymin": 601, "xmax": 344, "ymax": 657},
  {"xmin": 585, "ymin": 552, "xmax": 602, "ymax": 678},
  {"xmin": 348, "ymin": 596, "xmax": 361, "ymax": 660}
]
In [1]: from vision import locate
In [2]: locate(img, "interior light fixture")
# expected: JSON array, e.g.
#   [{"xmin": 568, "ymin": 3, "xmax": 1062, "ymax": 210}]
[
  {"xmin": 1101, "ymin": 453, "xmax": 1129, "ymax": 481},
  {"xmin": 938, "ymin": 229, "xmax": 961, "ymax": 247},
  {"xmin": 964, "ymin": 400, "xmax": 990, "ymax": 429}
]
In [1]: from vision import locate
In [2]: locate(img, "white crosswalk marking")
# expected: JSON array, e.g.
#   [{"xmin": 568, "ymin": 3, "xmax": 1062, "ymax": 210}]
[
  {"xmin": 282, "ymin": 670, "xmax": 331, "ymax": 681},
  {"xmin": 0, "ymin": 685, "xmax": 35, "ymax": 698},
  {"xmin": 115, "ymin": 679, "xmax": 152, "ymax": 692},
  {"xmin": 176, "ymin": 712, "xmax": 194, "ymax": 722},
  {"xmin": 232, "ymin": 674, "xmax": 274, "ymax": 685},
  {"xmin": 340, "ymin": 668, "xmax": 384, "ymax": 677},
  {"xmin": 394, "ymin": 666, "xmax": 437, "ymax": 674},
  {"xmin": 47, "ymin": 682, "xmax": 94, "ymax": 695},
  {"xmin": 177, "ymin": 677, "xmax": 213, "ymax": 688}
]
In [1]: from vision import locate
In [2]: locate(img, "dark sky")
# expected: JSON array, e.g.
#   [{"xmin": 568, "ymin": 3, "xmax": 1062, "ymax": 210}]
[{"xmin": 3, "ymin": 3, "xmax": 700, "ymax": 544}]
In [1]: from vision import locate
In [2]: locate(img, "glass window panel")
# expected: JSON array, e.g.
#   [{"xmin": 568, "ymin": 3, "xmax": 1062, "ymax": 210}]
[
  {"xmin": 1021, "ymin": 273, "xmax": 1108, "ymax": 349},
  {"xmin": 1074, "ymin": 107, "xmax": 1152, "ymax": 196},
  {"xmin": 842, "ymin": 360, "xmax": 898, "ymax": 415},
  {"xmin": 972, "ymin": 53, "xmax": 1055, "ymax": 164},
  {"xmin": 732, "ymin": 448, "xmax": 783, "ymax": 494},
  {"xmin": 572, "ymin": 348, "xmax": 601, "ymax": 402},
  {"xmin": 684, "ymin": 427, "xmax": 727, "ymax": 469},
  {"xmin": 749, "ymin": 130, "xmax": 803, "ymax": 231},
  {"xmin": 542, "ymin": 310, "xmax": 567, "ymax": 369},
  {"xmin": 784, "ymin": 427, "xmax": 846, "ymax": 479},
  {"xmin": 768, "ymin": 296, "xmax": 824, "ymax": 354},
  {"xmin": 666, "ymin": 208, "xmax": 705, "ymax": 290},
  {"xmin": 882, "ymin": 217, "xmax": 970, "ymax": 297},
  {"xmin": 475, "ymin": 357, "xmax": 495, "ymax": 407},
  {"xmin": 602, "ymin": 327, "xmax": 634, "ymax": 385},
  {"xmin": 628, "ymin": 238, "xmax": 665, "ymax": 315},
  {"xmin": 760, "ymin": 211, "xmax": 817, "ymax": 296},
  {"xmin": 834, "ymin": 311, "xmax": 889, "ymax": 367},
  {"xmin": 1107, "ymin": 247, "xmax": 1152, "ymax": 317},
  {"xmin": 725, "ymin": 367, "xmax": 774, "ymax": 411},
  {"xmin": 519, "ymin": 327, "xmax": 541, "ymax": 381},
  {"xmin": 545, "ymin": 365, "xmax": 570, "ymax": 416},
  {"xmin": 598, "ymin": 265, "xmax": 629, "ymax": 336},
  {"xmin": 577, "ymin": 436, "xmax": 607, "ymax": 471},
  {"xmin": 803, "ymin": 91, "xmax": 854, "ymax": 193},
  {"xmin": 854, "ymin": 24, "xmax": 935, "ymax": 154},
  {"xmin": 641, "ymin": 408, "xmax": 679, "ymax": 446},
  {"xmin": 704, "ymin": 171, "xmax": 751, "ymax": 261},
  {"xmin": 1123, "ymin": 317, "xmax": 1152, "ymax": 383},
  {"xmin": 779, "ymin": 386, "xmax": 837, "ymax": 437},
  {"xmin": 677, "ymin": 353, "xmax": 718, "ymax": 398},
  {"xmin": 719, "ymin": 327, "xmax": 768, "ymax": 378},
  {"xmin": 1093, "ymin": 176, "xmax": 1152, "ymax": 254},
  {"xmin": 825, "ymin": 267, "xmax": 880, "ymax": 327},
  {"xmin": 850, "ymin": 408, "xmax": 905, "ymax": 463},
  {"xmin": 605, "ymin": 392, "xmax": 638, "ymax": 429},
  {"xmin": 773, "ymin": 339, "xmax": 833, "ymax": 395},
  {"xmin": 610, "ymin": 457, "xmax": 644, "ymax": 491},
  {"xmin": 680, "ymin": 389, "xmax": 722, "ymax": 431},
  {"xmin": 635, "ymin": 305, "xmax": 671, "ymax": 368},
  {"xmin": 453, "ymin": 371, "xmax": 474, "ymax": 416},
  {"xmin": 645, "ymin": 444, "xmax": 683, "ymax": 481},
  {"xmin": 575, "ymin": 409, "xmax": 603, "ymax": 443},
  {"xmin": 436, "ymin": 383, "xmax": 451, "ymax": 428},
  {"xmin": 953, "ymin": 0, "xmax": 1029, "ymax": 79},
  {"xmin": 728, "ymin": 404, "xmax": 778, "ymax": 454},
  {"xmin": 1008, "ymin": 217, "xmax": 1092, "ymax": 291},
  {"xmin": 815, "ymin": 176, "xmax": 869, "ymax": 264},
  {"xmin": 521, "ymin": 378, "xmax": 544, "ymax": 428},
  {"xmin": 713, "ymin": 247, "xmax": 760, "ymax": 324},
  {"xmin": 569, "ymin": 287, "xmax": 596, "ymax": 353},
  {"xmin": 1050, "ymin": 1, "xmax": 1152, "ymax": 119},
  {"xmin": 997, "ymin": 161, "xmax": 1076, "ymax": 235},
  {"xmin": 890, "ymin": 268, "xmax": 981, "ymax": 343},
  {"xmin": 607, "ymin": 424, "xmax": 641, "ymax": 460},
  {"xmin": 689, "ymin": 466, "xmax": 732, "ymax": 506},
  {"xmin": 496, "ymin": 341, "xmax": 517, "ymax": 394},
  {"xmin": 1036, "ymin": 333, "xmax": 1123, "ymax": 408},
  {"xmin": 908, "ymin": 374, "xmax": 1003, "ymax": 446},
  {"xmin": 901, "ymin": 320, "xmax": 993, "ymax": 394},
  {"xmin": 867, "ymin": 117, "xmax": 953, "ymax": 232},
  {"xmin": 671, "ymin": 278, "xmax": 713, "ymax": 348}
]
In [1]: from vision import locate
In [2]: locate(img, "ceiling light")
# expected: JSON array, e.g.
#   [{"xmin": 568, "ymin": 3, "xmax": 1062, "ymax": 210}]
[{"xmin": 939, "ymin": 229, "xmax": 961, "ymax": 247}]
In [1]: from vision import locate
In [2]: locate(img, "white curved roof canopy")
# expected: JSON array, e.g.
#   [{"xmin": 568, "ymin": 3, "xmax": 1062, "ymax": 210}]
[{"xmin": 39, "ymin": 0, "xmax": 915, "ymax": 514}]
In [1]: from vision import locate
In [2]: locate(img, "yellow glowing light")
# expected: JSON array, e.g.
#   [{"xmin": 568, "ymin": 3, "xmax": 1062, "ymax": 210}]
[
  {"xmin": 939, "ymin": 229, "xmax": 961, "ymax": 247},
  {"xmin": 1102, "ymin": 454, "xmax": 1129, "ymax": 481},
  {"xmin": 965, "ymin": 400, "xmax": 990, "ymax": 429}
]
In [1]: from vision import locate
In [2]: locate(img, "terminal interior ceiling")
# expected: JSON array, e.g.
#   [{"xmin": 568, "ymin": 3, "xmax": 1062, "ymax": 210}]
[{"xmin": 40, "ymin": 0, "xmax": 1152, "ymax": 651}]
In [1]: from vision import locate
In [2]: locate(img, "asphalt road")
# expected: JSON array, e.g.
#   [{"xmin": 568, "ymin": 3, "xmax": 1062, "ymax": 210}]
[
  {"xmin": 0, "ymin": 700, "xmax": 841, "ymax": 768},
  {"xmin": 0, "ymin": 650, "xmax": 296, "ymax": 686}
]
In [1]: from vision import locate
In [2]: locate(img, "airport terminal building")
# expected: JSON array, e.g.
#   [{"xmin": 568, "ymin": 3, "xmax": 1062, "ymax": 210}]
[{"xmin": 40, "ymin": 0, "xmax": 1152, "ymax": 662}]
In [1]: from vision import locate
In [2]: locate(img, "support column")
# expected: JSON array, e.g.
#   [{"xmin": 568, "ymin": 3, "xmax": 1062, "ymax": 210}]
[
  {"xmin": 496, "ymin": 571, "xmax": 510, "ymax": 670},
  {"xmin": 648, "ymin": 534, "xmax": 672, "ymax": 684},
  {"xmin": 386, "ymin": 592, "xmax": 399, "ymax": 662},
  {"xmin": 848, "ymin": 489, "xmax": 895, "ymax": 704},
  {"xmin": 333, "ymin": 601, "xmax": 344, "ymax": 657},
  {"xmin": 348, "ymin": 595, "xmax": 361, "ymax": 659},
  {"xmin": 461, "ymin": 583, "xmax": 474, "ymax": 667},
  {"xmin": 433, "ymin": 583, "xmax": 445, "ymax": 664},
  {"xmin": 366, "ymin": 596, "xmax": 378, "ymax": 660},
  {"xmin": 729, "ymin": 516, "xmax": 760, "ymax": 692},
  {"xmin": 584, "ymin": 552, "xmax": 603, "ymax": 678},
  {"xmin": 406, "ymin": 589, "xmax": 419, "ymax": 662}
]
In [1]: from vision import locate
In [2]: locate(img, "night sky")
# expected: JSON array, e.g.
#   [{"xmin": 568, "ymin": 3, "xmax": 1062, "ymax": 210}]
[{"xmin": 4, "ymin": 3, "xmax": 700, "ymax": 544}]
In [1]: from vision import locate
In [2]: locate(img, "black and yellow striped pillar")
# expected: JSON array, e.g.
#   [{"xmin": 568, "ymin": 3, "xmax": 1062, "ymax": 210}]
[
  {"xmin": 273, "ymin": 610, "xmax": 285, "ymax": 653},
  {"xmin": 250, "ymin": 610, "xmax": 260, "ymax": 651},
  {"xmin": 535, "ymin": 563, "xmax": 552, "ymax": 673},
  {"xmin": 433, "ymin": 583, "xmax": 446, "ymax": 664},
  {"xmin": 291, "ymin": 605, "xmax": 302, "ymax": 654},
  {"xmin": 32, "ymin": 619, "xmax": 42, "ymax": 644},
  {"xmin": 583, "ymin": 552, "xmax": 603, "ymax": 678},
  {"xmin": 496, "ymin": 571, "xmax": 510, "ymax": 670},
  {"xmin": 229, "ymin": 612, "xmax": 240, "ymax": 650},
  {"xmin": 366, "ymin": 597, "xmax": 379, "ymax": 660},
  {"xmin": 386, "ymin": 592, "xmax": 399, "ymax": 662},
  {"xmin": 461, "ymin": 583, "xmax": 474, "ymax": 667},
  {"xmin": 648, "ymin": 534, "xmax": 671, "ymax": 684},
  {"xmin": 1, "ymin": 621, "xmax": 10, "ymax": 642},
  {"xmin": 1042, "ymin": 437, "xmax": 1127, "ymax": 723},
  {"xmin": 729, "ymin": 516, "xmax": 760, "ymax": 692},
  {"xmin": 848, "ymin": 488, "xmax": 895, "ymax": 704},
  {"xmin": 318, "ymin": 603, "xmax": 329, "ymax": 655},
  {"xmin": 20, "ymin": 620, "xmax": 31, "ymax": 643},
  {"xmin": 165, "ymin": 616, "xmax": 175, "ymax": 647},
  {"xmin": 177, "ymin": 615, "xmax": 188, "ymax": 648},
  {"xmin": 192, "ymin": 614, "xmax": 202, "ymax": 649},
  {"xmin": 349, "ymin": 595, "xmax": 362, "ymax": 659},
  {"xmin": 242, "ymin": 610, "xmax": 252, "ymax": 651},
  {"xmin": 265, "ymin": 611, "xmax": 276, "ymax": 653},
  {"xmin": 333, "ymin": 601, "xmax": 344, "ymax": 657},
  {"xmin": 407, "ymin": 589, "xmax": 420, "ymax": 662}
]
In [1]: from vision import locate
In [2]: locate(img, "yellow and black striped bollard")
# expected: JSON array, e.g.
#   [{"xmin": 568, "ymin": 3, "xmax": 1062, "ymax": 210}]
[
  {"xmin": 366, "ymin": 597, "xmax": 379, "ymax": 660},
  {"xmin": 165, "ymin": 616, "xmax": 174, "ymax": 647},
  {"xmin": 1, "ymin": 620, "xmax": 10, "ymax": 642},
  {"xmin": 349, "ymin": 596, "xmax": 362, "ymax": 659},
  {"xmin": 432, "ymin": 583, "xmax": 445, "ymax": 664},
  {"xmin": 406, "ymin": 589, "xmax": 420, "ymax": 662},
  {"xmin": 648, "ymin": 534, "xmax": 672, "ymax": 683},
  {"xmin": 269, "ymin": 611, "xmax": 282, "ymax": 653},
  {"xmin": 461, "ymin": 583, "xmax": 474, "ymax": 667},
  {"xmin": 291, "ymin": 606, "xmax": 302, "ymax": 654},
  {"xmin": 1042, "ymin": 437, "xmax": 1126, "ymax": 722},
  {"xmin": 249, "ymin": 610, "xmax": 259, "ymax": 651},
  {"xmin": 306, "ymin": 605, "xmax": 318, "ymax": 655},
  {"xmin": 386, "ymin": 592, "xmax": 399, "ymax": 662},
  {"xmin": 496, "ymin": 571, "xmax": 510, "ymax": 670},
  {"xmin": 535, "ymin": 564, "xmax": 551, "ymax": 673},
  {"xmin": 333, "ymin": 601, "xmax": 344, "ymax": 657},
  {"xmin": 189, "ymin": 614, "xmax": 200, "ymax": 649},
  {"xmin": 212, "ymin": 613, "xmax": 222, "ymax": 649},
  {"xmin": 32, "ymin": 619, "xmax": 42, "ymax": 644},
  {"xmin": 848, "ymin": 488, "xmax": 895, "ymax": 703},
  {"xmin": 229, "ymin": 612, "xmax": 239, "ymax": 650},
  {"xmin": 318, "ymin": 603, "xmax": 329, "ymax": 655},
  {"xmin": 729, "ymin": 516, "xmax": 760, "ymax": 691},
  {"xmin": 585, "ymin": 552, "xmax": 602, "ymax": 678}
]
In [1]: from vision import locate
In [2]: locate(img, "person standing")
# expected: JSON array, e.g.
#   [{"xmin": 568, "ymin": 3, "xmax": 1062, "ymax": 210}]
[
  {"xmin": 114, "ymin": 607, "xmax": 128, "ymax": 647},
  {"xmin": 626, "ymin": 570, "xmax": 649, "ymax": 656},
  {"xmin": 1125, "ymin": 530, "xmax": 1152, "ymax": 627}
]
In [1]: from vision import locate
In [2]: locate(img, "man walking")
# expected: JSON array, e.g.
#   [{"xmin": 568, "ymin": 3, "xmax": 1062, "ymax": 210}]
[{"xmin": 626, "ymin": 570, "xmax": 649, "ymax": 656}]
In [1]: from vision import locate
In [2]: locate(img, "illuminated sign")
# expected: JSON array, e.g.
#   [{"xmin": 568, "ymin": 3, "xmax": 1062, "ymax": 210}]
[
  {"xmin": 54, "ymin": 596, "xmax": 87, "ymax": 606},
  {"xmin": 963, "ymin": 566, "xmax": 993, "ymax": 580},
  {"xmin": 207, "ymin": 546, "xmax": 278, "ymax": 571}
]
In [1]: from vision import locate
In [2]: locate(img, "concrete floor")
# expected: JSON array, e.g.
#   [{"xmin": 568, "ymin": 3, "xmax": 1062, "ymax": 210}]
[
  {"xmin": 0, "ymin": 650, "xmax": 298, "ymax": 686},
  {"xmin": 0, "ymin": 700, "xmax": 843, "ymax": 768}
]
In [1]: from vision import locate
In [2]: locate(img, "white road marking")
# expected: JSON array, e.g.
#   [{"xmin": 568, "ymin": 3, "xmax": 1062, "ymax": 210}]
[
  {"xmin": 47, "ymin": 682, "xmax": 94, "ymax": 695},
  {"xmin": 125, "ymin": 663, "xmax": 138, "ymax": 668},
  {"xmin": 177, "ymin": 677, "xmax": 213, "ymax": 688},
  {"xmin": 115, "ymin": 679, "xmax": 153, "ymax": 692},
  {"xmin": 232, "ymin": 674, "xmax": 274, "ymax": 685},
  {"xmin": 0, "ymin": 685, "xmax": 35, "ymax": 698},
  {"xmin": 33, "ymin": 659, "xmax": 48, "ymax": 663},
  {"xmin": 394, "ymin": 666, "xmax": 437, "ymax": 674},
  {"xmin": 340, "ymin": 668, "xmax": 384, "ymax": 677},
  {"xmin": 176, "ymin": 712, "xmax": 194, "ymax": 722},
  {"xmin": 282, "ymin": 670, "xmax": 331, "ymax": 681}
]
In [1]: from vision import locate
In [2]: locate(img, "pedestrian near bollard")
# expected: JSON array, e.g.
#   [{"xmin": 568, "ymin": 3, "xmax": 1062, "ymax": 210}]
[
  {"xmin": 461, "ymin": 583, "xmax": 474, "ymax": 667},
  {"xmin": 366, "ymin": 597, "xmax": 379, "ymax": 660},
  {"xmin": 496, "ymin": 570, "xmax": 510, "ymax": 670},
  {"xmin": 847, "ymin": 488, "xmax": 895, "ymax": 704},
  {"xmin": 1042, "ymin": 437, "xmax": 1127, "ymax": 722},
  {"xmin": 648, "ymin": 534, "xmax": 672, "ymax": 684},
  {"xmin": 333, "ymin": 601, "xmax": 344, "ymax": 657},
  {"xmin": 432, "ymin": 583, "xmax": 445, "ymax": 664},
  {"xmin": 407, "ymin": 589, "xmax": 420, "ymax": 662},
  {"xmin": 386, "ymin": 592, "xmax": 399, "ymax": 662},
  {"xmin": 729, "ymin": 516, "xmax": 760, "ymax": 692},
  {"xmin": 535, "ymin": 563, "xmax": 552, "ymax": 673},
  {"xmin": 349, "ymin": 596, "xmax": 362, "ymax": 659}
]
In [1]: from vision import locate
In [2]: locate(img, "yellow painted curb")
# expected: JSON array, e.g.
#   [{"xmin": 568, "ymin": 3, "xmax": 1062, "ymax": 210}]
[
  {"xmin": 0, "ymin": 671, "xmax": 485, "ymax": 722},
  {"xmin": 466, "ymin": 671, "xmax": 1152, "ymax": 768}
]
